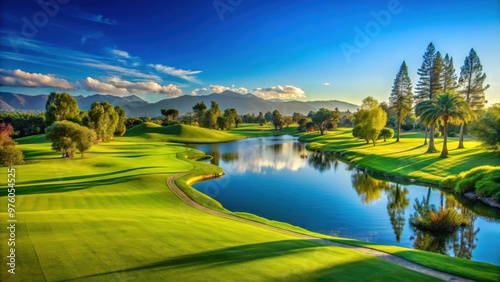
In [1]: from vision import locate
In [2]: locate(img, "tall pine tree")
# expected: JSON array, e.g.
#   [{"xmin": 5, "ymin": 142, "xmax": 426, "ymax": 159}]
[
  {"xmin": 415, "ymin": 43, "xmax": 443, "ymax": 153},
  {"xmin": 443, "ymin": 54, "xmax": 458, "ymax": 92},
  {"xmin": 457, "ymin": 48, "xmax": 489, "ymax": 148},
  {"xmin": 389, "ymin": 61, "xmax": 413, "ymax": 142}
]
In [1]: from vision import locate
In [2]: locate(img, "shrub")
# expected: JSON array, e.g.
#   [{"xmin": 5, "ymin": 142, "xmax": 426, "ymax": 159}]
[
  {"xmin": 379, "ymin": 128, "xmax": 394, "ymax": 142},
  {"xmin": 449, "ymin": 166, "xmax": 500, "ymax": 201}
]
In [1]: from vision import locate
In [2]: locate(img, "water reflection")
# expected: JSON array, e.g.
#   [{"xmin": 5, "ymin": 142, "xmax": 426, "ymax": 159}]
[
  {"xmin": 192, "ymin": 137, "xmax": 497, "ymax": 264},
  {"xmin": 351, "ymin": 171, "xmax": 389, "ymax": 204},
  {"xmin": 200, "ymin": 137, "xmax": 308, "ymax": 173},
  {"xmin": 308, "ymin": 152, "xmax": 340, "ymax": 173},
  {"xmin": 387, "ymin": 184, "xmax": 410, "ymax": 242},
  {"xmin": 351, "ymin": 173, "xmax": 479, "ymax": 258},
  {"xmin": 409, "ymin": 193, "xmax": 478, "ymax": 259}
]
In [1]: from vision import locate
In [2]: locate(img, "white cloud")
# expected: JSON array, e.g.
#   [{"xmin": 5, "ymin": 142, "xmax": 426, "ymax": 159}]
[
  {"xmin": 0, "ymin": 69, "xmax": 73, "ymax": 90},
  {"xmin": 324, "ymin": 82, "xmax": 331, "ymax": 86},
  {"xmin": 83, "ymin": 76, "xmax": 182, "ymax": 97},
  {"xmin": 83, "ymin": 77, "xmax": 128, "ymax": 96},
  {"xmin": 149, "ymin": 63, "xmax": 201, "ymax": 83},
  {"xmin": 253, "ymin": 85, "xmax": 306, "ymax": 100},
  {"xmin": 84, "ymin": 62, "xmax": 159, "ymax": 80},
  {"xmin": 209, "ymin": 85, "xmax": 248, "ymax": 94},
  {"xmin": 191, "ymin": 88, "xmax": 208, "ymax": 96},
  {"xmin": 111, "ymin": 49, "xmax": 130, "ymax": 58}
]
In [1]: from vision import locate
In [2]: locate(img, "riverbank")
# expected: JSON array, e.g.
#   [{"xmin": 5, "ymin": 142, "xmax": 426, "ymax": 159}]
[{"xmin": 297, "ymin": 129, "xmax": 500, "ymax": 203}]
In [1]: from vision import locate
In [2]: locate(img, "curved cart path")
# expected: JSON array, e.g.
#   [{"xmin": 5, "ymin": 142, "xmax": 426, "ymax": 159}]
[{"xmin": 166, "ymin": 171, "xmax": 474, "ymax": 282}]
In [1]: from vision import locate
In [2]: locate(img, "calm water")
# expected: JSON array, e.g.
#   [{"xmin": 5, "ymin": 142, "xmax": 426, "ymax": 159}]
[{"xmin": 191, "ymin": 135, "xmax": 500, "ymax": 265}]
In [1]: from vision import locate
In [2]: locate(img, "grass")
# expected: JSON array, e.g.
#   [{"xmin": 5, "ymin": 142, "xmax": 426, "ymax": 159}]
[
  {"xmin": 0, "ymin": 128, "xmax": 441, "ymax": 282},
  {"xmin": 229, "ymin": 123, "xmax": 298, "ymax": 137},
  {"xmin": 298, "ymin": 128, "xmax": 500, "ymax": 184},
  {"xmin": 124, "ymin": 122, "xmax": 246, "ymax": 143}
]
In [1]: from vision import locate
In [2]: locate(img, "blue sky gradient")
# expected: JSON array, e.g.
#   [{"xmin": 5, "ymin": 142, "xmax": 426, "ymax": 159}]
[{"xmin": 0, "ymin": 0, "xmax": 499, "ymax": 105}]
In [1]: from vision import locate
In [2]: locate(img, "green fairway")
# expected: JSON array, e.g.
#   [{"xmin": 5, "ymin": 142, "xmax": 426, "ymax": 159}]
[
  {"xmin": 229, "ymin": 123, "xmax": 298, "ymax": 137},
  {"xmin": 0, "ymin": 125, "xmax": 497, "ymax": 281},
  {"xmin": 124, "ymin": 122, "xmax": 246, "ymax": 143},
  {"xmin": 298, "ymin": 128, "xmax": 500, "ymax": 184},
  {"xmin": 0, "ymin": 129, "xmax": 443, "ymax": 282}
]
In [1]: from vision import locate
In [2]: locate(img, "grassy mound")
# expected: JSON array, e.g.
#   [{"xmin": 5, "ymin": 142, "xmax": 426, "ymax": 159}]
[{"xmin": 124, "ymin": 122, "xmax": 245, "ymax": 143}]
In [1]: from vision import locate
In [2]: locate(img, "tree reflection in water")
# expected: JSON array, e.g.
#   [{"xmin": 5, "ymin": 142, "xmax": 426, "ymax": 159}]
[
  {"xmin": 351, "ymin": 170, "xmax": 389, "ymax": 204},
  {"xmin": 387, "ymin": 184, "xmax": 410, "ymax": 242},
  {"xmin": 307, "ymin": 151, "xmax": 340, "ymax": 173},
  {"xmin": 349, "ymin": 172, "xmax": 479, "ymax": 260},
  {"xmin": 409, "ymin": 192, "xmax": 479, "ymax": 260}
]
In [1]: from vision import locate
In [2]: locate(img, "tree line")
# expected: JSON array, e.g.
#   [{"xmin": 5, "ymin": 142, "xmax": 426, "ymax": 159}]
[
  {"xmin": 157, "ymin": 100, "xmax": 356, "ymax": 135},
  {"xmin": 44, "ymin": 92, "xmax": 127, "ymax": 158},
  {"xmin": 353, "ymin": 43, "xmax": 492, "ymax": 158}
]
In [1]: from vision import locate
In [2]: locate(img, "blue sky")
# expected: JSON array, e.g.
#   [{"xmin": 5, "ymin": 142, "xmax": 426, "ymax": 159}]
[{"xmin": 0, "ymin": 0, "xmax": 499, "ymax": 105}]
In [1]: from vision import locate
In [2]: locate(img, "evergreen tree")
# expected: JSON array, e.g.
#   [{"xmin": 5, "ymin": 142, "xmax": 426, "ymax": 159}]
[
  {"xmin": 457, "ymin": 48, "xmax": 489, "ymax": 148},
  {"xmin": 389, "ymin": 61, "xmax": 413, "ymax": 142},
  {"xmin": 443, "ymin": 54, "xmax": 458, "ymax": 92},
  {"xmin": 415, "ymin": 43, "xmax": 443, "ymax": 153}
]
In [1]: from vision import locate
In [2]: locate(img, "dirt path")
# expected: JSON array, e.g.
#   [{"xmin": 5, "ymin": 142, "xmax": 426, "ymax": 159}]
[{"xmin": 166, "ymin": 172, "xmax": 475, "ymax": 282}]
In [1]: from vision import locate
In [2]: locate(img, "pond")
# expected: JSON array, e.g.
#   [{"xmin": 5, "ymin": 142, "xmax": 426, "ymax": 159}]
[{"xmin": 191, "ymin": 135, "xmax": 500, "ymax": 265}]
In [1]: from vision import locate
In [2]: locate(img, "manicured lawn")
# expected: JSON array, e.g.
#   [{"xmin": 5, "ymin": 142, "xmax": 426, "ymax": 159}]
[
  {"xmin": 1, "ymin": 127, "xmax": 441, "ymax": 281},
  {"xmin": 298, "ymin": 128, "xmax": 500, "ymax": 184},
  {"xmin": 229, "ymin": 123, "xmax": 298, "ymax": 137},
  {"xmin": 125, "ymin": 122, "xmax": 246, "ymax": 143}
]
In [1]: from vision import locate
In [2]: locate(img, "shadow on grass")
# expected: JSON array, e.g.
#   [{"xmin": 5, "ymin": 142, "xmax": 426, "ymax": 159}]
[
  {"xmin": 16, "ymin": 167, "xmax": 160, "ymax": 186},
  {"xmin": 7, "ymin": 168, "xmax": 162, "ymax": 196},
  {"xmin": 68, "ymin": 240, "xmax": 326, "ymax": 280},
  {"xmin": 67, "ymin": 239, "xmax": 441, "ymax": 281}
]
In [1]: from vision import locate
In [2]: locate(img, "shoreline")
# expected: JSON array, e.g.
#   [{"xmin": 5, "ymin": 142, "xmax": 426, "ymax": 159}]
[
  {"xmin": 167, "ymin": 169, "xmax": 476, "ymax": 281},
  {"xmin": 297, "ymin": 132, "xmax": 500, "ymax": 210}
]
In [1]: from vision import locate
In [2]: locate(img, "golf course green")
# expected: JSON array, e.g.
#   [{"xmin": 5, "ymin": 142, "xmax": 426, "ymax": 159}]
[{"xmin": 1, "ymin": 124, "xmax": 498, "ymax": 281}]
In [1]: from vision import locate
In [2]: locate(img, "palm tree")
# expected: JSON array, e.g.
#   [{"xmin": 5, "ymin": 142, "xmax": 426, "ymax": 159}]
[{"xmin": 416, "ymin": 92, "xmax": 474, "ymax": 158}]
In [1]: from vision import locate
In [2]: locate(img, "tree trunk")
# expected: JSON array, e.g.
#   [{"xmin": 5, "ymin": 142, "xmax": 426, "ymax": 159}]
[
  {"xmin": 372, "ymin": 137, "xmax": 376, "ymax": 146},
  {"xmin": 423, "ymin": 125, "xmax": 428, "ymax": 145},
  {"xmin": 426, "ymin": 124, "xmax": 437, "ymax": 153},
  {"xmin": 457, "ymin": 123, "xmax": 465, "ymax": 149},
  {"xmin": 396, "ymin": 118, "xmax": 401, "ymax": 142},
  {"xmin": 440, "ymin": 120, "xmax": 449, "ymax": 158},
  {"xmin": 365, "ymin": 138, "xmax": 370, "ymax": 144}
]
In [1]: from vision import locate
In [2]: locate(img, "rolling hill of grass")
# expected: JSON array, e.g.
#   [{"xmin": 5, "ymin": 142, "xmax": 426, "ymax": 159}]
[
  {"xmin": 1, "ymin": 127, "xmax": 498, "ymax": 281},
  {"xmin": 124, "ymin": 122, "xmax": 245, "ymax": 143},
  {"xmin": 0, "ymin": 133, "xmax": 443, "ymax": 282}
]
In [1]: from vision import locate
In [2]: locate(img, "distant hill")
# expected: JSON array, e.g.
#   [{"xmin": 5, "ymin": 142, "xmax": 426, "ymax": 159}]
[
  {"xmin": 0, "ymin": 91, "xmax": 359, "ymax": 116},
  {"xmin": 0, "ymin": 92, "xmax": 149, "ymax": 112},
  {"xmin": 125, "ymin": 91, "xmax": 359, "ymax": 116}
]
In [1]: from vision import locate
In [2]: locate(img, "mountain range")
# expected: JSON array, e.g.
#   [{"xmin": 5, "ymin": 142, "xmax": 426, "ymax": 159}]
[{"xmin": 0, "ymin": 91, "xmax": 359, "ymax": 116}]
